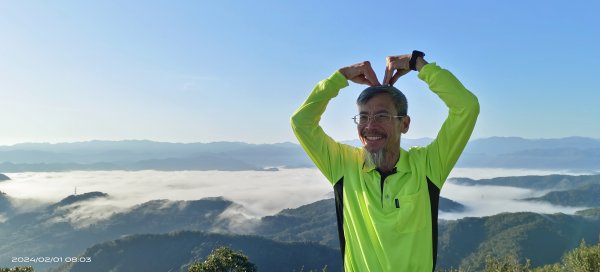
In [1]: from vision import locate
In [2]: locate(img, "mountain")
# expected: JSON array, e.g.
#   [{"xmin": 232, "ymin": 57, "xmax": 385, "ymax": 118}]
[
  {"xmin": 0, "ymin": 173, "xmax": 9, "ymax": 181},
  {"xmin": 254, "ymin": 196, "xmax": 600, "ymax": 270},
  {"xmin": 1, "ymin": 187, "xmax": 599, "ymax": 271},
  {"xmin": 2, "ymin": 169, "xmax": 600, "ymax": 270},
  {"xmin": 89, "ymin": 197, "xmax": 239, "ymax": 235},
  {"xmin": 256, "ymin": 199, "xmax": 339, "ymax": 249},
  {"xmin": 2, "ymin": 137, "xmax": 600, "ymax": 172},
  {"xmin": 523, "ymin": 184, "xmax": 600, "ymax": 207},
  {"xmin": 52, "ymin": 231, "xmax": 342, "ymax": 272},
  {"xmin": 575, "ymin": 208, "xmax": 600, "ymax": 217},
  {"xmin": 45, "ymin": 199, "xmax": 600, "ymax": 272},
  {"xmin": 129, "ymin": 154, "xmax": 259, "ymax": 171},
  {"xmin": 440, "ymin": 197, "xmax": 466, "ymax": 212},
  {"xmin": 463, "ymin": 136, "xmax": 600, "ymax": 155},
  {"xmin": 255, "ymin": 196, "xmax": 466, "ymax": 249},
  {"xmin": 48, "ymin": 192, "xmax": 108, "ymax": 210},
  {"xmin": 450, "ymin": 174, "xmax": 600, "ymax": 191},
  {"xmin": 0, "ymin": 195, "xmax": 238, "ymax": 270},
  {"xmin": 437, "ymin": 212, "xmax": 600, "ymax": 270},
  {"xmin": 457, "ymin": 147, "xmax": 600, "ymax": 170},
  {"xmin": 0, "ymin": 190, "xmax": 466, "ymax": 270},
  {"xmin": 0, "ymin": 191, "xmax": 13, "ymax": 215}
]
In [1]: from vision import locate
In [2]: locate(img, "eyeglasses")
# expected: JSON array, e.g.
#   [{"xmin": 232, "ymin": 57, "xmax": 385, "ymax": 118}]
[{"xmin": 352, "ymin": 113, "xmax": 405, "ymax": 125}]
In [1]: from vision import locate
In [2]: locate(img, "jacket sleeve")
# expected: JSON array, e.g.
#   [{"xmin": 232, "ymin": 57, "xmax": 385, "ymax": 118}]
[
  {"xmin": 420, "ymin": 63, "xmax": 480, "ymax": 188},
  {"xmin": 290, "ymin": 71, "xmax": 351, "ymax": 185}
]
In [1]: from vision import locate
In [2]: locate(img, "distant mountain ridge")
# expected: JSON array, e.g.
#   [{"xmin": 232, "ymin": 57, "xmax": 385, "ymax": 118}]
[
  {"xmin": 49, "ymin": 191, "xmax": 109, "ymax": 209},
  {"xmin": 438, "ymin": 212, "xmax": 600, "ymax": 270},
  {"xmin": 0, "ymin": 173, "xmax": 9, "ymax": 181},
  {"xmin": 0, "ymin": 194, "xmax": 238, "ymax": 270},
  {"xmin": 1, "ymin": 181, "xmax": 599, "ymax": 271},
  {"xmin": 523, "ymin": 183, "xmax": 600, "ymax": 207},
  {"xmin": 51, "ymin": 231, "xmax": 342, "ymax": 272},
  {"xmin": 0, "ymin": 191, "xmax": 13, "ymax": 215},
  {"xmin": 39, "ymin": 196, "xmax": 600, "ymax": 272},
  {"xmin": 1, "ymin": 137, "xmax": 600, "ymax": 172},
  {"xmin": 451, "ymin": 174, "xmax": 600, "ymax": 191}
]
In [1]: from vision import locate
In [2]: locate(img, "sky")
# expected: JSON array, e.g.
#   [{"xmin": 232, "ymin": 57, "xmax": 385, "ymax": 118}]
[{"xmin": 1, "ymin": 1, "xmax": 599, "ymax": 146}]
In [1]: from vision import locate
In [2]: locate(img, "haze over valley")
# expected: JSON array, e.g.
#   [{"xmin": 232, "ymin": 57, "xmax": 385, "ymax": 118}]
[{"xmin": 1, "ymin": 138, "xmax": 600, "ymax": 271}]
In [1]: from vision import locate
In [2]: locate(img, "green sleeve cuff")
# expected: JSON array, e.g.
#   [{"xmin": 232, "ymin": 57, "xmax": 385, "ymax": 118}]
[
  {"xmin": 417, "ymin": 62, "xmax": 438, "ymax": 80},
  {"xmin": 330, "ymin": 70, "xmax": 350, "ymax": 89}
]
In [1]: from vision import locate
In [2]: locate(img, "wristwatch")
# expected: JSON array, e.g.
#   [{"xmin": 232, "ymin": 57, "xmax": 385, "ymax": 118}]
[{"xmin": 409, "ymin": 50, "xmax": 425, "ymax": 71}]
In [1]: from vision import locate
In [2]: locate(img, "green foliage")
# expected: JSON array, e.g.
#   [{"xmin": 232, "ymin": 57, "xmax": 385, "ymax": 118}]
[
  {"xmin": 484, "ymin": 255, "xmax": 531, "ymax": 272},
  {"xmin": 439, "ymin": 237, "xmax": 600, "ymax": 272},
  {"xmin": 532, "ymin": 264, "xmax": 561, "ymax": 272},
  {"xmin": 0, "ymin": 267, "xmax": 33, "ymax": 272},
  {"xmin": 188, "ymin": 246, "xmax": 256, "ymax": 272},
  {"xmin": 296, "ymin": 265, "xmax": 328, "ymax": 272},
  {"xmin": 562, "ymin": 239, "xmax": 600, "ymax": 272},
  {"xmin": 438, "ymin": 211, "xmax": 600, "ymax": 270}
]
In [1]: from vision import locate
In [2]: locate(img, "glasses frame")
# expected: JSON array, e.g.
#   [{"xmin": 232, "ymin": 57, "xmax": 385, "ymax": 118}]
[{"xmin": 352, "ymin": 113, "xmax": 405, "ymax": 125}]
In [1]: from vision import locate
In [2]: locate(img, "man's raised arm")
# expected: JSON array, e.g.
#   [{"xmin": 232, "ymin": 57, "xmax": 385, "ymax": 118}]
[
  {"xmin": 385, "ymin": 53, "xmax": 479, "ymax": 188},
  {"xmin": 417, "ymin": 56, "xmax": 479, "ymax": 188},
  {"xmin": 290, "ymin": 61, "xmax": 379, "ymax": 184}
]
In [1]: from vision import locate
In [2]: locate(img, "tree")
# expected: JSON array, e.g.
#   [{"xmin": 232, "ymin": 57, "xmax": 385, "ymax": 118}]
[
  {"xmin": 562, "ymin": 239, "xmax": 600, "ymax": 272},
  {"xmin": 188, "ymin": 246, "xmax": 257, "ymax": 272},
  {"xmin": 484, "ymin": 255, "xmax": 531, "ymax": 272},
  {"xmin": 448, "ymin": 237, "xmax": 600, "ymax": 272}
]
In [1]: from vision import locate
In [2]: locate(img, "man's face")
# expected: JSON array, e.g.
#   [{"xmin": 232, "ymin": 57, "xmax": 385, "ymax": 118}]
[{"xmin": 357, "ymin": 94, "xmax": 408, "ymax": 154}]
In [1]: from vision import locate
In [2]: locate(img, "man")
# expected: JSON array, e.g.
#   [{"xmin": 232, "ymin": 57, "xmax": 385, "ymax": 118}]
[{"xmin": 290, "ymin": 51, "xmax": 479, "ymax": 271}]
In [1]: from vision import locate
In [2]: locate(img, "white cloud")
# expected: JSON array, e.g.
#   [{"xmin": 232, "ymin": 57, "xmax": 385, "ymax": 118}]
[
  {"xmin": 0, "ymin": 169, "xmax": 332, "ymax": 219},
  {"xmin": 440, "ymin": 182, "xmax": 586, "ymax": 220},
  {"xmin": 0, "ymin": 168, "xmax": 592, "ymax": 227}
]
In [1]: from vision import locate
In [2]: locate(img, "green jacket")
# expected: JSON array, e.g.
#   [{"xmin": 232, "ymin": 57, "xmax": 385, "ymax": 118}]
[{"xmin": 290, "ymin": 63, "xmax": 479, "ymax": 271}]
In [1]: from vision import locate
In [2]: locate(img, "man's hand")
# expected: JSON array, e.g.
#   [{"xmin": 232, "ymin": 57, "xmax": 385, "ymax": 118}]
[
  {"xmin": 383, "ymin": 54, "xmax": 412, "ymax": 86},
  {"xmin": 338, "ymin": 61, "xmax": 381, "ymax": 87}
]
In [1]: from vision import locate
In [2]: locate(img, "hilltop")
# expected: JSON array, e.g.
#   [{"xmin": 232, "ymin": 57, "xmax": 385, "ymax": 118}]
[{"xmin": 523, "ymin": 183, "xmax": 600, "ymax": 207}]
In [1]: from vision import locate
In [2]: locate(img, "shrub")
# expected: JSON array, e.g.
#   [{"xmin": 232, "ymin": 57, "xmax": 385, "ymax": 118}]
[{"xmin": 188, "ymin": 246, "xmax": 256, "ymax": 272}]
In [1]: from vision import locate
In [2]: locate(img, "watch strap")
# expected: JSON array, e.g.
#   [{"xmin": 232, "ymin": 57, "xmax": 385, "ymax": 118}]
[{"xmin": 409, "ymin": 50, "xmax": 425, "ymax": 71}]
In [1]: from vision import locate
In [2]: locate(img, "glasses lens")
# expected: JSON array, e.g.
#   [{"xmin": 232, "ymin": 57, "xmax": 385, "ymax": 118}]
[
  {"xmin": 374, "ymin": 114, "xmax": 390, "ymax": 123},
  {"xmin": 353, "ymin": 115, "xmax": 367, "ymax": 125}
]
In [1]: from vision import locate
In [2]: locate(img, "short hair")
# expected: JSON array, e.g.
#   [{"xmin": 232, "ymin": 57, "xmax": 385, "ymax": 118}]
[{"xmin": 356, "ymin": 85, "xmax": 408, "ymax": 116}]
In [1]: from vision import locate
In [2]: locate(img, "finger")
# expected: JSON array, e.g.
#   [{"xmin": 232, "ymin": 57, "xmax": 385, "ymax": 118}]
[
  {"xmin": 389, "ymin": 69, "xmax": 410, "ymax": 86},
  {"xmin": 350, "ymin": 75, "xmax": 371, "ymax": 86},
  {"xmin": 364, "ymin": 66, "xmax": 381, "ymax": 86},
  {"xmin": 383, "ymin": 63, "xmax": 393, "ymax": 85},
  {"xmin": 383, "ymin": 56, "xmax": 397, "ymax": 85},
  {"xmin": 360, "ymin": 61, "xmax": 380, "ymax": 86},
  {"xmin": 389, "ymin": 71, "xmax": 400, "ymax": 86}
]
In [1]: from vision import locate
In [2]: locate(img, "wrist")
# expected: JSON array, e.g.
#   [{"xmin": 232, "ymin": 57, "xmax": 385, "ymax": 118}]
[
  {"xmin": 415, "ymin": 58, "xmax": 428, "ymax": 72},
  {"xmin": 409, "ymin": 50, "xmax": 425, "ymax": 71}
]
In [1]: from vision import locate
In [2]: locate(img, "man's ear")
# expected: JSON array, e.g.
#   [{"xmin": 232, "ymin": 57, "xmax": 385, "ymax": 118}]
[{"xmin": 401, "ymin": 115, "xmax": 411, "ymax": 134}]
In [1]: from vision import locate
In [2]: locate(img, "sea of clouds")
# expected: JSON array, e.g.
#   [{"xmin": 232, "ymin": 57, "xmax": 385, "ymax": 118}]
[{"xmin": 0, "ymin": 167, "xmax": 595, "ymax": 226}]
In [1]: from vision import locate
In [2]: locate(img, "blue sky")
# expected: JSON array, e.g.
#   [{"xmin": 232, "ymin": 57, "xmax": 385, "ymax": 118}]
[{"xmin": 1, "ymin": 1, "xmax": 599, "ymax": 145}]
